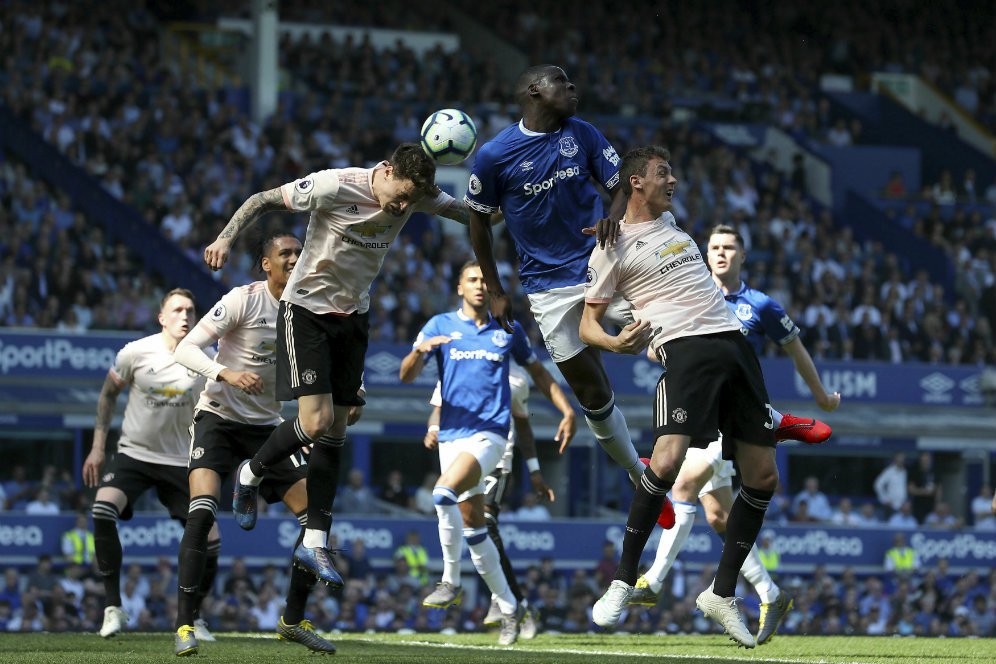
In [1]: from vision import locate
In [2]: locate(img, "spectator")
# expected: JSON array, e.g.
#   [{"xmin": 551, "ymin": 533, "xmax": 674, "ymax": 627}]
[
  {"xmin": 3, "ymin": 466, "xmax": 35, "ymax": 510},
  {"xmin": 222, "ymin": 558, "xmax": 257, "ymax": 595},
  {"xmin": 0, "ymin": 569, "xmax": 22, "ymax": 611},
  {"xmin": 924, "ymin": 502, "xmax": 961, "ymax": 530},
  {"xmin": 883, "ymin": 533, "xmax": 920, "ymax": 575},
  {"xmin": 874, "ymin": 453, "xmax": 908, "ymax": 516},
  {"xmin": 594, "ymin": 541, "xmax": 618, "ymax": 588},
  {"xmin": 757, "ymin": 530, "xmax": 780, "ymax": 573},
  {"xmin": 831, "ymin": 497, "xmax": 863, "ymax": 526},
  {"xmin": 24, "ymin": 556, "xmax": 57, "ymax": 600},
  {"xmin": 380, "ymin": 469, "xmax": 409, "ymax": 509},
  {"xmin": 61, "ymin": 513, "xmax": 95, "ymax": 566},
  {"xmin": 971, "ymin": 484, "xmax": 996, "ymax": 530},
  {"xmin": 509, "ymin": 492, "xmax": 551, "ymax": 521},
  {"xmin": 343, "ymin": 539, "xmax": 373, "ymax": 583},
  {"xmin": 7, "ymin": 590, "xmax": 46, "ymax": 632},
  {"xmin": 393, "ymin": 530, "xmax": 429, "ymax": 587},
  {"xmin": 412, "ymin": 472, "xmax": 438, "ymax": 516},
  {"xmin": 792, "ymin": 476, "xmax": 833, "ymax": 522},
  {"xmin": 908, "ymin": 452, "xmax": 941, "ymax": 524},
  {"xmin": 336, "ymin": 469, "xmax": 379, "ymax": 515},
  {"xmin": 883, "ymin": 171, "xmax": 906, "ymax": 198},
  {"xmin": 855, "ymin": 503, "xmax": 882, "ymax": 527},
  {"xmin": 888, "ymin": 501, "xmax": 918, "ymax": 529}
]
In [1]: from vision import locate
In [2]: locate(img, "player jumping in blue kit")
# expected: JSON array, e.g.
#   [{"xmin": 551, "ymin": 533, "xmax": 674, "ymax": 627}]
[
  {"xmin": 466, "ymin": 65, "xmax": 672, "ymax": 525},
  {"xmin": 400, "ymin": 261, "xmax": 538, "ymax": 646}
]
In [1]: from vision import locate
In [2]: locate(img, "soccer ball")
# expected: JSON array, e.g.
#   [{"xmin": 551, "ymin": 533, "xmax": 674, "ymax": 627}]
[{"xmin": 420, "ymin": 108, "xmax": 478, "ymax": 165}]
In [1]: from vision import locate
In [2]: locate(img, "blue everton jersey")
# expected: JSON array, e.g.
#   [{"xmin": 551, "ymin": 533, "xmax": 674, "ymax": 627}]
[
  {"xmin": 465, "ymin": 117, "xmax": 621, "ymax": 294},
  {"xmin": 725, "ymin": 282, "xmax": 800, "ymax": 355},
  {"xmin": 415, "ymin": 311, "xmax": 536, "ymax": 442}
]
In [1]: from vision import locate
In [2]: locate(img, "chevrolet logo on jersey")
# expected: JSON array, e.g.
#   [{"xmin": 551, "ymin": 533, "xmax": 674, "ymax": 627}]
[
  {"xmin": 148, "ymin": 386, "xmax": 190, "ymax": 398},
  {"xmin": 656, "ymin": 240, "xmax": 691, "ymax": 261},
  {"xmin": 352, "ymin": 220, "xmax": 392, "ymax": 238}
]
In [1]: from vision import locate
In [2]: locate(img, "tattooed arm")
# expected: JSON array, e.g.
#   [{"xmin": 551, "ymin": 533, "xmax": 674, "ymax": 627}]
[
  {"xmin": 204, "ymin": 187, "xmax": 288, "ymax": 270},
  {"xmin": 83, "ymin": 371, "xmax": 125, "ymax": 488}
]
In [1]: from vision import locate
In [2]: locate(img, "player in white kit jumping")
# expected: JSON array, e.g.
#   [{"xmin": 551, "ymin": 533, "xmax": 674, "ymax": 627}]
[{"xmin": 203, "ymin": 143, "xmax": 483, "ymax": 586}]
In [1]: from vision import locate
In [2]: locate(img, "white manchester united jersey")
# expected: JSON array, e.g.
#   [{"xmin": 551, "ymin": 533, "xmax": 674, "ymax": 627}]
[
  {"xmin": 280, "ymin": 163, "xmax": 451, "ymax": 315},
  {"xmin": 109, "ymin": 334, "xmax": 205, "ymax": 467},
  {"xmin": 178, "ymin": 281, "xmax": 283, "ymax": 426},
  {"xmin": 585, "ymin": 212, "xmax": 741, "ymax": 352}
]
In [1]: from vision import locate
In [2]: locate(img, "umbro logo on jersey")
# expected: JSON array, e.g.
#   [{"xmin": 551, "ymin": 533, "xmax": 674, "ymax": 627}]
[
  {"xmin": 449, "ymin": 331, "xmax": 463, "ymax": 339},
  {"xmin": 635, "ymin": 241, "xmax": 647, "ymax": 250},
  {"xmin": 519, "ymin": 161, "xmax": 534, "ymax": 171},
  {"xmin": 345, "ymin": 204, "xmax": 359, "ymax": 214}
]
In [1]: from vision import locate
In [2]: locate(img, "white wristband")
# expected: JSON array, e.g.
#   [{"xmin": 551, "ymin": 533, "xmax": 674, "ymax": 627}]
[
  {"xmin": 427, "ymin": 425, "xmax": 440, "ymax": 433},
  {"xmin": 526, "ymin": 458, "xmax": 541, "ymax": 473}
]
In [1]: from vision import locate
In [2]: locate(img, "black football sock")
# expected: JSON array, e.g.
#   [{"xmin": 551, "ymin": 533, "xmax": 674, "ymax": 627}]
[
  {"xmin": 176, "ymin": 496, "xmax": 217, "ymax": 629},
  {"xmin": 304, "ymin": 435, "xmax": 344, "ymax": 536},
  {"xmin": 249, "ymin": 418, "xmax": 314, "ymax": 477},
  {"xmin": 92, "ymin": 501, "xmax": 123, "ymax": 607},
  {"xmin": 283, "ymin": 514, "xmax": 318, "ymax": 624},
  {"xmin": 713, "ymin": 485, "xmax": 772, "ymax": 597},
  {"xmin": 193, "ymin": 538, "xmax": 221, "ymax": 621},
  {"xmin": 615, "ymin": 467, "xmax": 672, "ymax": 585},
  {"xmin": 486, "ymin": 510, "xmax": 523, "ymax": 603}
]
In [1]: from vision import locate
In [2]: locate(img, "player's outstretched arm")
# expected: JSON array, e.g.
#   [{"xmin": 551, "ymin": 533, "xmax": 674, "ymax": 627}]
[
  {"xmin": 782, "ymin": 337, "xmax": 841, "ymax": 412},
  {"xmin": 525, "ymin": 362, "xmax": 576, "ymax": 452},
  {"xmin": 84, "ymin": 372, "xmax": 125, "ymax": 488},
  {"xmin": 469, "ymin": 208, "xmax": 514, "ymax": 333},
  {"xmin": 205, "ymin": 187, "xmax": 288, "ymax": 271},
  {"xmin": 580, "ymin": 302, "xmax": 653, "ymax": 355},
  {"xmin": 437, "ymin": 198, "xmax": 504, "ymax": 226}
]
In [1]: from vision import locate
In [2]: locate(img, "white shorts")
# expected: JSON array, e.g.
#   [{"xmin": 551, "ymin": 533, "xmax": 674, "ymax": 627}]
[
  {"xmin": 438, "ymin": 431, "xmax": 507, "ymax": 502},
  {"xmin": 528, "ymin": 284, "xmax": 634, "ymax": 363},
  {"xmin": 684, "ymin": 439, "xmax": 736, "ymax": 498},
  {"xmin": 494, "ymin": 437, "xmax": 514, "ymax": 473}
]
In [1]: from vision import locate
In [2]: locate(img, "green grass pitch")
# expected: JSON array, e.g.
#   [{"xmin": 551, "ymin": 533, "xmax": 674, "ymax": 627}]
[{"xmin": 1, "ymin": 631, "xmax": 994, "ymax": 664}]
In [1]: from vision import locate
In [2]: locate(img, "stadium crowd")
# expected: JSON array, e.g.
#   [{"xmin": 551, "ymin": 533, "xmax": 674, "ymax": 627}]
[{"xmin": 2, "ymin": 539, "xmax": 996, "ymax": 638}]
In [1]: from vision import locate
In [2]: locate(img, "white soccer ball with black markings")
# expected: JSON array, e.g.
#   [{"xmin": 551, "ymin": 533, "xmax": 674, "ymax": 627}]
[{"xmin": 420, "ymin": 108, "xmax": 478, "ymax": 165}]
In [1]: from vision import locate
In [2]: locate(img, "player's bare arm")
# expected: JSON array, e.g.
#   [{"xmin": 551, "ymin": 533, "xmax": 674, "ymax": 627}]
[
  {"xmin": 84, "ymin": 371, "xmax": 125, "ymax": 488},
  {"xmin": 424, "ymin": 406, "xmax": 440, "ymax": 450},
  {"xmin": 512, "ymin": 416, "xmax": 555, "ymax": 502},
  {"xmin": 525, "ymin": 361, "xmax": 577, "ymax": 452},
  {"xmin": 204, "ymin": 188, "xmax": 288, "ymax": 270},
  {"xmin": 399, "ymin": 336, "xmax": 452, "ymax": 383},
  {"xmin": 469, "ymin": 209, "xmax": 514, "ymax": 333},
  {"xmin": 580, "ymin": 302, "xmax": 653, "ymax": 354},
  {"xmin": 174, "ymin": 333, "xmax": 265, "ymax": 396},
  {"xmin": 582, "ymin": 186, "xmax": 628, "ymax": 248},
  {"xmin": 782, "ymin": 337, "xmax": 841, "ymax": 412}
]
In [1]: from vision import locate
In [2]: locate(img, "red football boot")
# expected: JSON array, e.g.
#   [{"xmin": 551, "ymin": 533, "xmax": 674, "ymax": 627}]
[
  {"xmin": 775, "ymin": 413, "xmax": 832, "ymax": 444},
  {"xmin": 640, "ymin": 457, "xmax": 676, "ymax": 529}
]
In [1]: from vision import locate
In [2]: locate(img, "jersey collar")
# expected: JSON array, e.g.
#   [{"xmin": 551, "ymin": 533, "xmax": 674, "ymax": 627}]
[
  {"xmin": 518, "ymin": 119, "xmax": 561, "ymax": 137},
  {"xmin": 726, "ymin": 281, "xmax": 748, "ymax": 300},
  {"xmin": 456, "ymin": 308, "xmax": 494, "ymax": 330}
]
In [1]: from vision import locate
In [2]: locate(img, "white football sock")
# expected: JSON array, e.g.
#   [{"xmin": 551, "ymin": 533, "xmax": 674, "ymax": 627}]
[
  {"xmin": 644, "ymin": 500, "xmax": 698, "ymax": 593},
  {"xmin": 434, "ymin": 496, "xmax": 463, "ymax": 587},
  {"xmin": 302, "ymin": 528, "xmax": 326, "ymax": 549},
  {"xmin": 465, "ymin": 528, "xmax": 515, "ymax": 614},
  {"xmin": 584, "ymin": 399, "xmax": 643, "ymax": 485},
  {"xmin": 240, "ymin": 461, "xmax": 262, "ymax": 487},
  {"xmin": 741, "ymin": 544, "xmax": 779, "ymax": 603}
]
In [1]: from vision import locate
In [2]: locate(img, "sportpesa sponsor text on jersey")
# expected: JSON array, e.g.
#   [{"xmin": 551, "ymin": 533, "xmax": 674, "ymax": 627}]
[{"xmin": 465, "ymin": 118, "xmax": 621, "ymax": 294}]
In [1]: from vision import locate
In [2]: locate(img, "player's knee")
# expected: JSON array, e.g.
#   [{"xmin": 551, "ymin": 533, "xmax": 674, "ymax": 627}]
[
  {"xmin": 432, "ymin": 486, "xmax": 458, "ymax": 506},
  {"xmin": 185, "ymin": 496, "xmax": 218, "ymax": 540},
  {"xmin": 706, "ymin": 509, "xmax": 729, "ymax": 532},
  {"xmin": 462, "ymin": 527, "xmax": 488, "ymax": 546},
  {"xmin": 671, "ymin": 478, "xmax": 701, "ymax": 503},
  {"xmin": 91, "ymin": 501, "xmax": 120, "ymax": 534},
  {"xmin": 748, "ymin": 466, "xmax": 779, "ymax": 493},
  {"xmin": 298, "ymin": 416, "xmax": 331, "ymax": 440}
]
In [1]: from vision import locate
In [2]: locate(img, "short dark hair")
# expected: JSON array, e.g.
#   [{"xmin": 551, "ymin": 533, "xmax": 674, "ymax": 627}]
[
  {"xmin": 708, "ymin": 224, "xmax": 745, "ymax": 248},
  {"xmin": 390, "ymin": 143, "xmax": 437, "ymax": 198},
  {"xmin": 516, "ymin": 64, "xmax": 559, "ymax": 101},
  {"xmin": 160, "ymin": 288, "xmax": 196, "ymax": 310},
  {"xmin": 254, "ymin": 228, "xmax": 300, "ymax": 274},
  {"xmin": 457, "ymin": 260, "xmax": 481, "ymax": 282},
  {"xmin": 619, "ymin": 145, "xmax": 671, "ymax": 196}
]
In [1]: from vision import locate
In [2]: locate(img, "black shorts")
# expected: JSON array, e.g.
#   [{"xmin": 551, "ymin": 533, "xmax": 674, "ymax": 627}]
[
  {"xmin": 98, "ymin": 452, "xmax": 190, "ymax": 521},
  {"xmin": 653, "ymin": 330, "xmax": 775, "ymax": 456},
  {"xmin": 276, "ymin": 301, "xmax": 368, "ymax": 405},
  {"xmin": 188, "ymin": 410, "xmax": 308, "ymax": 504},
  {"xmin": 483, "ymin": 467, "xmax": 511, "ymax": 512}
]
